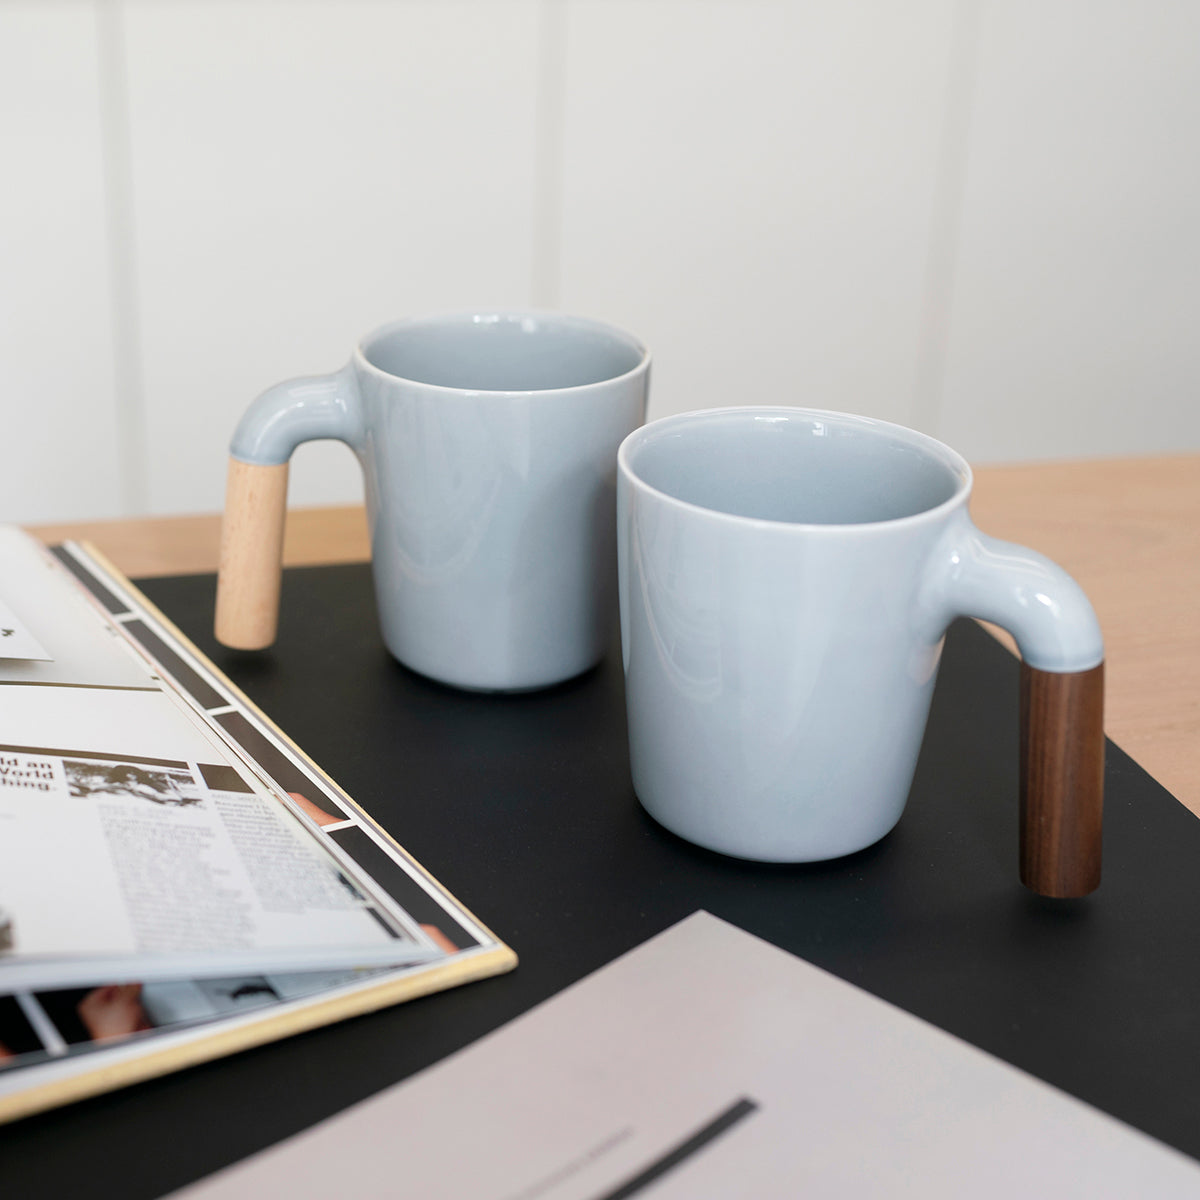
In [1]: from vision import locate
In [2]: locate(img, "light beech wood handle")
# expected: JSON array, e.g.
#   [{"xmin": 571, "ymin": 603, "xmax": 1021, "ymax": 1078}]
[
  {"xmin": 1019, "ymin": 661, "xmax": 1105, "ymax": 897},
  {"xmin": 214, "ymin": 457, "xmax": 290, "ymax": 649}
]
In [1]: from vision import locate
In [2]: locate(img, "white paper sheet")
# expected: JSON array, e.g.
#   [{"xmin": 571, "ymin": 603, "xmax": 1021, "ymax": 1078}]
[{"xmin": 171, "ymin": 911, "xmax": 1200, "ymax": 1199}]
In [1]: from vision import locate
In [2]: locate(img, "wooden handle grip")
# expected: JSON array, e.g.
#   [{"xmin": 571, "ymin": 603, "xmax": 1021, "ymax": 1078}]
[
  {"xmin": 1019, "ymin": 661, "xmax": 1104, "ymax": 897},
  {"xmin": 214, "ymin": 457, "xmax": 290, "ymax": 650}
]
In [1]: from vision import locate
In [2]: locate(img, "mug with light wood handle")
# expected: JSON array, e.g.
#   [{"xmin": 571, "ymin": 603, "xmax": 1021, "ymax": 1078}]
[{"xmin": 215, "ymin": 311, "xmax": 650, "ymax": 692}]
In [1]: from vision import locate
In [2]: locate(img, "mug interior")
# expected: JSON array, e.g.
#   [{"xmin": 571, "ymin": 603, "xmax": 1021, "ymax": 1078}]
[
  {"xmin": 622, "ymin": 409, "xmax": 967, "ymax": 525},
  {"xmin": 361, "ymin": 313, "xmax": 646, "ymax": 392}
]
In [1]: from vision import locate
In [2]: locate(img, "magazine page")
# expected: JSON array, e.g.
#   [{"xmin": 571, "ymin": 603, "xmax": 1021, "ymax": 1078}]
[
  {"xmin": 0, "ymin": 531, "xmax": 516, "ymax": 1124},
  {"xmin": 0, "ymin": 528, "xmax": 436, "ymax": 988}
]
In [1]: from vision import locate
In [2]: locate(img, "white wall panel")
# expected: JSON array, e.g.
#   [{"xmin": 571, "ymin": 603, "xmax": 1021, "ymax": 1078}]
[
  {"xmin": 9, "ymin": 0, "xmax": 1196, "ymax": 531},
  {"xmin": 938, "ymin": 1, "xmax": 1200, "ymax": 462},
  {"xmin": 557, "ymin": 0, "xmax": 957, "ymax": 427},
  {"xmin": 123, "ymin": 0, "xmax": 543, "ymax": 515},
  {"xmin": 0, "ymin": 2, "xmax": 123, "ymax": 524}
]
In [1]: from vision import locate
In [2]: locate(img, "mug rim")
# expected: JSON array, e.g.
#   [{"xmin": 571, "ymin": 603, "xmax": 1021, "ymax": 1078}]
[
  {"xmin": 618, "ymin": 406, "xmax": 974, "ymax": 533},
  {"xmin": 353, "ymin": 310, "xmax": 651, "ymax": 395}
]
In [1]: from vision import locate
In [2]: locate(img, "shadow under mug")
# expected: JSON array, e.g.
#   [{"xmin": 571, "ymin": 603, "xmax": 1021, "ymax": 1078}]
[
  {"xmin": 617, "ymin": 407, "xmax": 1105, "ymax": 897},
  {"xmin": 216, "ymin": 311, "xmax": 650, "ymax": 691}
]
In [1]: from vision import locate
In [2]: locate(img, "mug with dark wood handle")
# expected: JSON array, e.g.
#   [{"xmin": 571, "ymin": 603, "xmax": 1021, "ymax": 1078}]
[
  {"xmin": 216, "ymin": 311, "xmax": 649, "ymax": 692},
  {"xmin": 617, "ymin": 408, "xmax": 1104, "ymax": 897}
]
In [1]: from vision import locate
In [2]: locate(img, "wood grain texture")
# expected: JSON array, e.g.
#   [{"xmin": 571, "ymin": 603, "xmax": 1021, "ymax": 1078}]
[
  {"xmin": 1020, "ymin": 661, "xmax": 1105, "ymax": 897},
  {"xmin": 27, "ymin": 506, "xmax": 370, "ymax": 578},
  {"xmin": 214, "ymin": 458, "xmax": 290, "ymax": 649},
  {"xmin": 969, "ymin": 455, "xmax": 1199, "ymax": 815}
]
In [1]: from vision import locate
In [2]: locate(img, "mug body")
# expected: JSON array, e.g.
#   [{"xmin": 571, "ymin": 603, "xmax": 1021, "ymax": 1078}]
[
  {"xmin": 617, "ymin": 407, "xmax": 970, "ymax": 861},
  {"xmin": 356, "ymin": 313, "xmax": 649, "ymax": 691}
]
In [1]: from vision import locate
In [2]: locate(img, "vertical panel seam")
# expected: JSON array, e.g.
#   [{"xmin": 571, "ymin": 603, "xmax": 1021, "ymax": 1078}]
[
  {"xmin": 95, "ymin": 0, "xmax": 148, "ymax": 515},
  {"xmin": 909, "ymin": 0, "xmax": 983, "ymax": 441},
  {"xmin": 531, "ymin": 0, "xmax": 567, "ymax": 309}
]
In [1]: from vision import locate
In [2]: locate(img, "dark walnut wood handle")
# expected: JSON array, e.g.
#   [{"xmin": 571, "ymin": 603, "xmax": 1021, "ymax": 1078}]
[{"xmin": 1019, "ymin": 661, "xmax": 1105, "ymax": 897}]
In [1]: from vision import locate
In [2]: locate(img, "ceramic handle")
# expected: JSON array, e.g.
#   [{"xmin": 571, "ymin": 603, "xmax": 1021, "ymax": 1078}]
[
  {"xmin": 213, "ymin": 366, "xmax": 362, "ymax": 650},
  {"xmin": 215, "ymin": 458, "xmax": 289, "ymax": 649},
  {"xmin": 1020, "ymin": 661, "xmax": 1104, "ymax": 897}
]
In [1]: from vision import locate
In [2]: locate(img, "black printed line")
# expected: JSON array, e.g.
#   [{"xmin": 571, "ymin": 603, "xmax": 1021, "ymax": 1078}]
[
  {"xmin": 365, "ymin": 907, "xmax": 403, "ymax": 940},
  {"xmin": 197, "ymin": 763, "xmax": 254, "ymax": 794},
  {"xmin": 0, "ymin": 744, "xmax": 188, "ymax": 769},
  {"xmin": 329, "ymin": 826, "xmax": 477, "ymax": 950},
  {"xmin": 49, "ymin": 546, "xmax": 130, "ymax": 615},
  {"xmin": 120, "ymin": 620, "xmax": 227, "ymax": 710},
  {"xmin": 594, "ymin": 1098, "xmax": 759, "ymax": 1200}
]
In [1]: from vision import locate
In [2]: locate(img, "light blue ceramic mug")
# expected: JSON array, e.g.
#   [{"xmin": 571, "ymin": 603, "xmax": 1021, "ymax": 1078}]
[
  {"xmin": 216, "ymin": 311, "xmax": 649, "ymax": 691},
  {"xmin": 617, "ymin": 408, "xmax": 1106, "ymax": 896}
]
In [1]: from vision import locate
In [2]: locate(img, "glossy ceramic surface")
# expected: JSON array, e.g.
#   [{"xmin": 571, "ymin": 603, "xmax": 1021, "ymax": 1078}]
[
  {"xmin": 617, "ymin": 407, "xmax": 1102, "ymax": 862},
  {"xmin": 232, "ymin": 312, "xmax": 650, "ymax": 690}
]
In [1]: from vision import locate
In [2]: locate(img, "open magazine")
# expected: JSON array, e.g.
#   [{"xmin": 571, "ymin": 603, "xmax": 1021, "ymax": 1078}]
[{"xmin": 0, "ymin": 528, "xmax": 515, "ymax": 1122}]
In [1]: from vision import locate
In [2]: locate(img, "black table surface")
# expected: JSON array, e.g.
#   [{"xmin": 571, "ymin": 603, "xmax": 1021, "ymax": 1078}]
[{"xmin": 3, "ymin": 563, "xmax": 1199, "ymax": 1198}]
